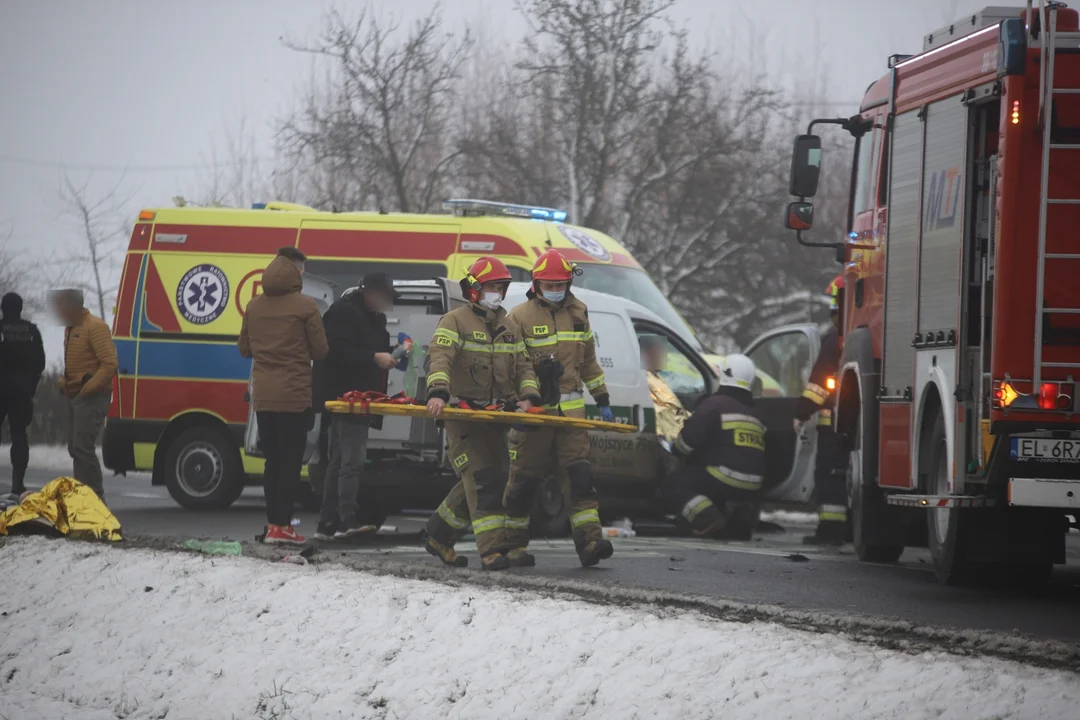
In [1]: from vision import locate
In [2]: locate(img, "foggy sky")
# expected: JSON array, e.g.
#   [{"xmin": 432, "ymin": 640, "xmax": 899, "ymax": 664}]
[{"xmin": 1, "ymin": 0, "xmax": 991, "ymax": 358}]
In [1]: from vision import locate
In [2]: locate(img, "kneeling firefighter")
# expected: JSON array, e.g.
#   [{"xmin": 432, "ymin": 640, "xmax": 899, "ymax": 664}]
[
  {"xmin": 666, "ymin": 354, "xmax": 766, "ymax": 536},
  {"xmin": 503, "ymin": 249, "xmax": 615, "ymax": 568},
  {"xmin": 424, "ymin": 257, "xmax": 541, "ymax": 570},
  {"xmin": 793, "ymin": 275, "xmax": 847, "ymax": 546}
]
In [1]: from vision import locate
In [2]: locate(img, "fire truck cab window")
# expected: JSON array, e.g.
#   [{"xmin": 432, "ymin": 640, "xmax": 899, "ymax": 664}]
[
  {"xmin": 852, "ymin": 124, "xmax": 881, "ymax": 217},
  {"xmin": 747, "ymin": 331, "xmax": 812, "ymax": 398}
]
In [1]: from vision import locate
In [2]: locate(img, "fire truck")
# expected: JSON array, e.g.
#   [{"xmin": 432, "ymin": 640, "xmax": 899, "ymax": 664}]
[{"xmin": 785, "ymin": 2, "xmax": 1080, "ymax": 583}]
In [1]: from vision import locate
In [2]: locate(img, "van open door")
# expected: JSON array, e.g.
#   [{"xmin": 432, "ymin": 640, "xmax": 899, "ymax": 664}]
[
  {"xmin": 743, "ymin": 324, "xmax": 821, "ymax": 505},
  {"xmin": 244, "ymin": 273, "xmax": 336, "ymax": 462}
]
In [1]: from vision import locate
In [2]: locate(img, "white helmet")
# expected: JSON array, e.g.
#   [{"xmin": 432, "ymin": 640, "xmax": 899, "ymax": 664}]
[{"xmin": 717, "ymin": 354, "xmax": 756, "ymax": 391}]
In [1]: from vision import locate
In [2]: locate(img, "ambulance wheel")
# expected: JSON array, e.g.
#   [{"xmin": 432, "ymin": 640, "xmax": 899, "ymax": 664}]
[
  {"xmin": 924, "ymin": 412, "xmax": 974, "ymax": 585},
  {"xmin": 530, "ymin": 478, "xmax": 570, "ymax": 538},
  {"xmin": 164, "ymin": 427, "xmax": 245, "ymax": 510}
]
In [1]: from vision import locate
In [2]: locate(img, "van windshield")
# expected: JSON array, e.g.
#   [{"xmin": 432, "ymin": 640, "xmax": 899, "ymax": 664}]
[{"xmin": 576, "ymin": 266, "xmax": 701, "ymax": 350}]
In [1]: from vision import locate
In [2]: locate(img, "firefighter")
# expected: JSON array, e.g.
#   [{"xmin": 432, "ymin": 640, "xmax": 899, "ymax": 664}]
[
  {"xmin": 502, "ymin": 249, "xmax": 615, "ymax": 568},
  {"xmin": 793, "ymin": 275, "xmax": 848, "ymax": 546},
  {"xmin": 665, "ymin": 354, "xmax": 766, "ymax": 536},
  {"xmin": 423, "ymin": 257, "xmax": 541, "ymax": 571}
]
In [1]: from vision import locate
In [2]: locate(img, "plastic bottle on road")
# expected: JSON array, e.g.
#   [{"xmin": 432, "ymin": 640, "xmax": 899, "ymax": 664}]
[{"xmin": 602, "ymin": 518, "xmax": 636, "ymax": 538}]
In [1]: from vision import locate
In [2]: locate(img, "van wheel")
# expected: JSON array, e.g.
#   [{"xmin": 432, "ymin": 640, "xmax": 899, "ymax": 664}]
[
  {"xmin": 164, "ymin": 427, "xmax": 245, "ymax": 510},
  {"xmin": 924, "ymin": 412, "xmax": 974, "ymax": 585},
  {"xmin": 530, "ymin": 477, "xmax": 569, "ymax": 538}
]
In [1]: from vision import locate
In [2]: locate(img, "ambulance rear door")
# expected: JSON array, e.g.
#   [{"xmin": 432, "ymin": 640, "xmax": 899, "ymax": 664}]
[
  {"xmin": 243, "ymin": 273, "xmax": 336, "ymax": 462},
  {"xmin": 366, "ymin": 279, "xmax": 457, "ymax": 464}
]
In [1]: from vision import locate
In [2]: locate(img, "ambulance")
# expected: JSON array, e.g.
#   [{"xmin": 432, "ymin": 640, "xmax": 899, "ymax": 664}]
[{"xmin": 101, "ymin": 199, "xmax": 707, "ymax": 509}]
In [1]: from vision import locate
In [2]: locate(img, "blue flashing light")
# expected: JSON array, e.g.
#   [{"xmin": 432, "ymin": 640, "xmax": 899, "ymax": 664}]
[
  {"xmin": 252, "ymin": 202, "xmax": 267, "ymax": 210},
  {"xmin": 443, "ymin": 198, "xmax": 569, "ymax": 223}
]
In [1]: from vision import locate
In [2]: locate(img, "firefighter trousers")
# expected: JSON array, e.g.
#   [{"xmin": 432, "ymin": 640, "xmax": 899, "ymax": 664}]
[
  {"xmin": 503, "ymin": 408, "xmax": 602, "ymax": 551},
  {"xmin": 665, "ymin": 464, "xmax": 759, "ymax": 537},
  {"xmin": 425, "ymin": 420, "xmax": 510, "ymax": 557},
  {"xmin": 814, "ymin": 426, "xmax": 848, "ymax": 525}
]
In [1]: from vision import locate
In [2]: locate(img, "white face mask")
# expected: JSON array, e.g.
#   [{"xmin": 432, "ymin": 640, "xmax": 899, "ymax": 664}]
[
  {"xmin": 542, "ymin": 289, "xmax": 566, "ymax": 304},
  {"xmin": 480, "ymin": 291, "xmax": 503, "ymax": 310}
]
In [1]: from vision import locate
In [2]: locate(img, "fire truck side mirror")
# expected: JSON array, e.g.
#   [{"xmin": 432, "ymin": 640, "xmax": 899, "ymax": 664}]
[
  {"xmin": 789, "ymin": 134, "xmax": 822, "ymax": 198},
  {"xmin": 784, "ymin": 201, "xmax": 814, "ymax": 231}
]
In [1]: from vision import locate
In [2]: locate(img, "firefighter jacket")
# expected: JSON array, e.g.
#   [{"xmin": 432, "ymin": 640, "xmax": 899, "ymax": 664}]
[
  {"xmin": 426, "ymin": 303, "xmax": 540, "ymax": 406},
  {"xmin": 673, "ymin": 387, "xmax": 766, "ymax": 492},
  {"xmin": 508, "ymin": 292, "xmax": 610, "ymax": 411},
  {"xmin": 648, "ymin": 371, "xmax": 690, "ymax": 443},
  {"xmin": 795, "ymin": 326, "xmax": 840, "ymax": 426}
]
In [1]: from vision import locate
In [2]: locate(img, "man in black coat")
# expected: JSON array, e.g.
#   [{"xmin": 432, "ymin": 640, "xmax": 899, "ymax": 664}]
[
  {"xmin": 312, "ymin": 273, "xmax": 397, "ymax": 539},
  {"xmin": 1, "ymin": 292, "xmax": 46, "ymax": 498}
]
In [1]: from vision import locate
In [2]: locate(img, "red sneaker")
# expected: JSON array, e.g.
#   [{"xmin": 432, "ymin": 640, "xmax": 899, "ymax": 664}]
[{"xmin": 264, "ymin": 524, "xmax": 306, "ymax": 545}]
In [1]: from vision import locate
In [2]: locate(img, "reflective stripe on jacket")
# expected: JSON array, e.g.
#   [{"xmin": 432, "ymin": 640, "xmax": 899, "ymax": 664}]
[
  {"xmin": 674, "ymin": 389, "xmax": 766, "ymax": 492},
  {"xmin": 795, "ymin": 326, "xmax": 840, "ymax": 424}
]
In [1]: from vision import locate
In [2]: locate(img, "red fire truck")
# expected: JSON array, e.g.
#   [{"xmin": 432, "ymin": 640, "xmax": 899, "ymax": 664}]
[{"xmin": 785, "ymin": 3, "xmax": 1080, "ymax": 583}]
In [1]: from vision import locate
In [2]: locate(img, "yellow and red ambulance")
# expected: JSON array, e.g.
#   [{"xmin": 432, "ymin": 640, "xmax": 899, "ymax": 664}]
[{"xmin": 103, "ymin": 199, "xmax": 704, "ymax": 508}]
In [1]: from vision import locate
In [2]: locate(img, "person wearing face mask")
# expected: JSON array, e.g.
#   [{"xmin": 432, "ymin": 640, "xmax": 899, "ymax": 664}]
[
  {"xmin": 238, "ymin": 247, "xmax": 329, "ymax": 544},
  {"xmin": 311, "ymin": 272, "xmax": 399, "ymax": 541},
  {"xmin": 423, "ymin": 257, "xmax": 541, "ymax": 570},
  {"xmin": 503, "ymin": 249, "xmax": 615, "ymax": 568}
]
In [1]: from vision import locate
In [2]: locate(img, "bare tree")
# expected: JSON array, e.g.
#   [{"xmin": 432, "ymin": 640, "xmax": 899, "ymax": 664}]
[
  {"xmin": 54, "ymin": 172, "xmax": 133, "ymax": 322},
  {"xmin": 279, "ymin": 3, "xmax": 473, "ymax": 213}
]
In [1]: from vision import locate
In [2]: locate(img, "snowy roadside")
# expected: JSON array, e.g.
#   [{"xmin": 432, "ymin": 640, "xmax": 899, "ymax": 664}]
[
  {"xmin": 1, "ymin": 538, "xmax": 1078, "ymax": 720},
  {"xmin": 0, "ymin": 444, "xmax": 87, "ymax": 472}
]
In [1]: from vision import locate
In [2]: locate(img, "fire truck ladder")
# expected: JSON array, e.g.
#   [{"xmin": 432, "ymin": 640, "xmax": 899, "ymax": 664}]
[{"xmin": 1032, "ymin": 1, "xmax": 1080, "ymax": 388}]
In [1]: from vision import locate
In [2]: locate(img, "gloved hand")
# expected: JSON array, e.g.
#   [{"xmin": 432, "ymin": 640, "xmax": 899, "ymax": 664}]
[
  {"xmin": 793, "ymin": 418, "xmax": 805, "ymax": 435},
  {"xmin": 599, "ymin": 406, "xmax": 615, "ymax": 423}
]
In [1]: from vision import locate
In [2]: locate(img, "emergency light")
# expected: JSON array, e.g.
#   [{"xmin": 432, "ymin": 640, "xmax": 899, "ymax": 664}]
[{"xmin": 443, "ymin": 198, "xmax": 568, "ymax": 222}]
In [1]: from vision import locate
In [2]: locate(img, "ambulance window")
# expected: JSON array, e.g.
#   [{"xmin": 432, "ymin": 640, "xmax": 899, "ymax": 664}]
[
  {"xmin": 746, "ymin": 331, "xmax": 812, "ymax": 398},
  {"xmin": 587, "ymin": 311, "xmax": 639, "ymax": 388},
  {"xmin": 507, "ymin": 266, "xmax": 531, "ymax": 282},
  {"xmin": 305, "ymin": 260, "xmax": 448, "ymax": 300}
]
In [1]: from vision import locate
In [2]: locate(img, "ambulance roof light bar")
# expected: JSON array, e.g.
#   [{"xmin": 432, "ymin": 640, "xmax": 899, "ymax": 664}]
[{"xmin": 443, "ymin": 198, "xmax": 568, "ymax": 222}]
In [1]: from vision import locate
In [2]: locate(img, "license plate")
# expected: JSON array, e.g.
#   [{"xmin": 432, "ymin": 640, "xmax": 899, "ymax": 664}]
[{"xmin": 1010, "ymin": 438, "xmax": 1080, "ymax": 462}]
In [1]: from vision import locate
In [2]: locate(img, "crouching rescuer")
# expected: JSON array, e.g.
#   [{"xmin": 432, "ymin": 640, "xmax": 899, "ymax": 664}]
[
  {"xmin": 666, "ymin": 355, "xmax": 765, "ymax": 536},
  {"xmin": 793, "ymin": 276, "xmax": 848, "ymax": 546},
  {"xmin": 503, "ymin": 250, "xmax": 615, "ymax": 568},
  {"xmin": 424, "ymin": 257, "xmax": 541, "ymax": 570}
]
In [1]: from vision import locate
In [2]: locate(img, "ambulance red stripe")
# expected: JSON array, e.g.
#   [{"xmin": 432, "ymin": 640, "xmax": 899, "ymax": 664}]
[
  {"xmin": 457, "ymin": 233, "xmax": 528, "ymax": 256},
  {"xmin": 134, "ymin": 378, "xmax": 248, "ymax": 424},
  {"xmin": 151, "ymin": 225, "xmax": 299, "ymax": 254},
  {"xmin": 298, "ymin": 228, "xmax": 458, "ymax": 260}
]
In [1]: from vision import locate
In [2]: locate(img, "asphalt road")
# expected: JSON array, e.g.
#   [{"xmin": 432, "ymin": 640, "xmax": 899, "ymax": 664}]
[{"xmin": 8, "ymin": 468, "xmax": 1080, "ymax": 643}]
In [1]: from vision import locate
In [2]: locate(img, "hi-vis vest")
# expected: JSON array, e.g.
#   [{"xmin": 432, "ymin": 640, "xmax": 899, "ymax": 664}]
[
  {"xmin": 507, "ymin": 292, "xmax": 608, "ymax": 411},
  {"xmin": 426, "ymin": 304, "xmax": 539, "ymax": 405}
]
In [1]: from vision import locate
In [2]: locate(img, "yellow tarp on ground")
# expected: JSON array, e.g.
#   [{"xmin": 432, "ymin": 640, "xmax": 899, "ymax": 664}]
[
  {"xmin": 0, "ymin": 477, "xmax": 122, "ymax": 542},
  {"xmin": 324, "ymin": 401, "xmax": 636, "ymax": 433}
]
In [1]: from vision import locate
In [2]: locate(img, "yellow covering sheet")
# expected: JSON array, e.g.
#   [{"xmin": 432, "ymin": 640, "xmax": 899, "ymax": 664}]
[{"xmin": 0, "ymin": 477, "xmax": 123, "ymax": 541}]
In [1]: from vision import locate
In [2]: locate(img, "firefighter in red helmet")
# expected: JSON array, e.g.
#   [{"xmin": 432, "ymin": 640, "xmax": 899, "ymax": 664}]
[
  {"xmin": 423, "ymin": 257, "xmax": 541, "ymax": 570},
  {"xmin": 794, "ymin": 275, "xmax": 848, "ymax": 545},
  {"xmin": 502, "ymin": 249, "xmax": 615, "ymax": 568}
]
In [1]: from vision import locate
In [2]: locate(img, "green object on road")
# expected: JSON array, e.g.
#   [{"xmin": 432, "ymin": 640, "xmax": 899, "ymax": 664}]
[{"xmin": 183, "ymin": 539, "xmax": 243, "ymax": 556}]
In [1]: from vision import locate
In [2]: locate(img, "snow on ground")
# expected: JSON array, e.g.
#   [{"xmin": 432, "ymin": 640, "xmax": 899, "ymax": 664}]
[
  {"xmin": 759, "ymin": 509, "xmax": 818, "ymax": 526},
  {"xmin": 0, "ymin": 444, "xmax": 86, "ymax": 472},
  {"xmin": 1, "ymin": 539, "xmax": 1077, "ymax": 720}
]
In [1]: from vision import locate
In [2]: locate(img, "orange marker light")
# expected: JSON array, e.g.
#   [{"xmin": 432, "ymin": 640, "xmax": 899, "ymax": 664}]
[
  {"xmin": 1010, "ymin": 100, "xmax": 1020, "ymax": 125},
  {"xmin": 138, "ymin": 210, "xmax": 156, "ymax": 221},
  {"xmin": 825, "ymin": 376, "xmax": 837, "ymax": 391}
]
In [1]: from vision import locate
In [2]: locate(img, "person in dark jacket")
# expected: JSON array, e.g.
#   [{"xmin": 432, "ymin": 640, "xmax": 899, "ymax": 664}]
[
  {"xmin": 793, "ymin": 276, "xmax": 847, "ymax": 546},
  {"xmin": 1, "ymin": 293, "xmax": 46, "ymax": 497},
  {"xmin": 665, "ymin": 354, "xmax": 765, "ymax": 537},
  {"xmin": 311, "ymin": 272, "xmax": 397, "ymax": 540}
]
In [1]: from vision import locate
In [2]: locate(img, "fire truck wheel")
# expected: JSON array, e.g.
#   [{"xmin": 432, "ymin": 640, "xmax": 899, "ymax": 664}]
[
  {"xmin": 924, "ymin": 412, "xmax": 975, "ymax": 585},
  {"xmin": 164, "ymin": 427, "xmax": 245, "ymax": 510},
  {"xmin": 848, "ymin": 413, "xmax": 903, "ymax": 563}
]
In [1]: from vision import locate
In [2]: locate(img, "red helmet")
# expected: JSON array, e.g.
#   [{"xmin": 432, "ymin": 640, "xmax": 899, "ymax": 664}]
[
  {"xmin": 531, "ymin": 249, "xmax": 575, "ymax": 282},
  {"xmin": 825, "ymin": 275, "xmax": 844, "ymax": 311},
  {"xmin": 461, "ymin": 257, "xmax": 512, "ymax": 303}
]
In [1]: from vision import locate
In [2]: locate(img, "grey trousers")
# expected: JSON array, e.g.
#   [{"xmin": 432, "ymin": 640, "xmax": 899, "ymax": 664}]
[
  {"xmin": 318, "ymin": 417, "xmax": 369, "ymax": 526},
  {"xmin": 66, "ymin": 391, "xmax": 111, "ymax": 498}
]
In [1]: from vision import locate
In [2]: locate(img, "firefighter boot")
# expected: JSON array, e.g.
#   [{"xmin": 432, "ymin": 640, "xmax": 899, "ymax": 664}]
[
  {"xmin": 507, "ymin": 547, "xmax": 536, "ymax": 567},
  {"xmin": 577, "ymin": 539, "xmax": 614, "ymax": 568},
  {"xmin": 426, "ymin": 538, "xmax": 468, "ymax": 567},
  {"xmin": 481, "ymin": 552, "xmax": 511, "ymax": 571},
  {"xmin": 802, "ymin": 520, "xmax": 846, "ymax": 547}
]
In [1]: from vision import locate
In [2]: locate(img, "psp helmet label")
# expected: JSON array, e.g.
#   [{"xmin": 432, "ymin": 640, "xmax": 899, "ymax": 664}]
[
  {"xmin": 177, "ymin": 264, "xmax": 230, "ymax": 325},
  {"xmin": 558, "ymin": 226, "xmax": 611, "ymax": 261}
]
